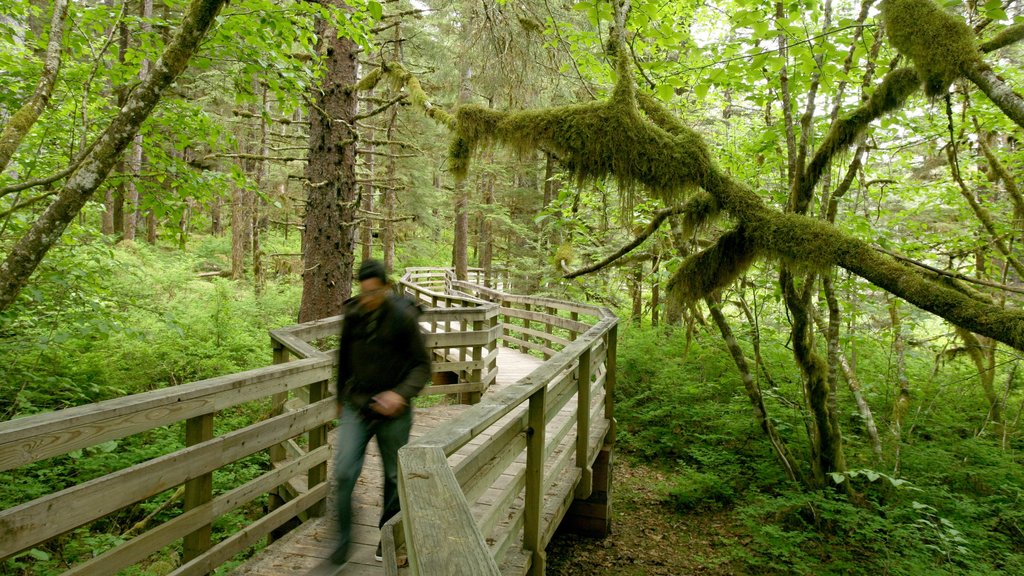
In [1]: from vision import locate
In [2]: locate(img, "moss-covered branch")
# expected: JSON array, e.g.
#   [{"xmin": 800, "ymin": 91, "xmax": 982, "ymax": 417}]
[
  {"xmin": 352, "ymin": 61, "xmax": 454, "ymax": 128},
  {"xmin": 0, "ymin": 0, "xmax": 68, "ymax": 173},
  {"xmin": 795, "ymin": 68, "xmax": 919, "ymax": 213},
  {"xmin": 979, "ymin": 22, "xmax": 1024, "ymax": 53},
  {"xmin": 964, "ymin": 64, "xmax": 1024, "ymax": 131}
]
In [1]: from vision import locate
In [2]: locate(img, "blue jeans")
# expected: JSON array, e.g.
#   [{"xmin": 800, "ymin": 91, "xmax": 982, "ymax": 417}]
[{"xmin": 333, "ymin": 402, "xmax": 412, "ymax": 563}]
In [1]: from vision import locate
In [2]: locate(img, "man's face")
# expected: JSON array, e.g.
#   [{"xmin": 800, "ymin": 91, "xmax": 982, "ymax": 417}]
[{"xmin": 358, "ymin": 277, "xmax": 387, "ymax": 311}]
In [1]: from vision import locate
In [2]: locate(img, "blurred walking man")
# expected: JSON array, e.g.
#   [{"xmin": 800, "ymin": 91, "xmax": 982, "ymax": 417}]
[{"xmin": 331, "ymin": 259, "xmax": 430, "ymax": 566}]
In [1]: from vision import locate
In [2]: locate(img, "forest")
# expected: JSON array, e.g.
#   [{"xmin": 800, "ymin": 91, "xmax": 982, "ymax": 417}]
[{"xmin": 2, "ymin": 0, "xmax": 1024, "ymax": 573}]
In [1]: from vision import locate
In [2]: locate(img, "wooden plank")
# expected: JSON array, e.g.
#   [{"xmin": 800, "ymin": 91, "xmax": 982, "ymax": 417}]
[
  {"xmin": 575, "ymin": 346, "xmax": 592, "ymax": 500},
  {"xmin": 64, "ymin": 446, "xmax": 330, "ymax": 576},
  {"xmin": 0, "ymin": 399, "xmax": 334, "ymax": 560},
  {"xmin": 279, "ymin": 315, "xmax": 343, "ymax": 344},
  {"xmin": 523, "ymin": 386, "xmax": 546, "ymax": 576},
  {"xmin": 169, "ymin": 482, "xmax": 330, "ymax": 576},
  {"xmin": 500, "ymin": 334, "xmax": 555, "ymax": 358},
  {"xmin": 421, "ymin": 324, "xmax": 501, "ymax": 348},
  {"xmin": 498, "ymin": 308, "xmax": 589, "ymax": 334},
  {"xmin": 269, "ymin": 331, "xmax": 322, "ymax": 360},
  {"xmin": 0, "ymin": 356, "xmax": 333, "ymax": 471},
  {"xmin": 183, "ymin": 413, "xmax": 214, "ymax": 563},
  {"xmin": 399, "ymin": 446, "xmax": 500, "ymax": 576}
]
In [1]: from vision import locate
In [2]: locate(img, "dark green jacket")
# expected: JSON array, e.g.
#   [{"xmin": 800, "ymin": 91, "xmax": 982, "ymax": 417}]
[{"xmin": 336, "ymin": 293, "xmax": 430, "ymax": 416}]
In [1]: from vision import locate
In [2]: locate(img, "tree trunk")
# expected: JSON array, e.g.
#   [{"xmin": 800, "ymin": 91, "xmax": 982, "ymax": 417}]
[
  {"xmin": 889, "ymin": 298, "xmax": 911, "ymax": 477},
  {"xmin": 230, "ymin": 170, "xmax": 252, "ymax": 279},
  {"xmin": 382, "ymin": 104, "xmax": 398, "ymax": 271},
  {"xmin": 0, "ymin": 0, "xmax": 229, "ymax": 313},
  {"xmin": 253, "ymin": 83, "xmax": 269, "ymax": 294},
  {"xmin": 781, "ymin": 268, "xmax": 847, "ymax": 488},
  {"xmin": 479, "ymin": 169, "xmax": 494, "ymax": 285},
  {"xmin": 0, "ymin": 0, "xmax": 68, "ymax": 173},
  {"xmin": 360, "ymin": 93, "xmax": 375, "ymax": 262},
  {"xmin": 451, "ymin": 65, "xmax": 472, "ymax": 281},
  {"xmin": 706, "ymin": 293, "xmax": 802, "ymax": 483},
  {"xmin": 299, "ymin": 0, "xmax": 359, "ymax": 322},
  {"xmin": 631, "ymin": 264, "xmax": 642, "ymax": 324},
  {"xmin": 651, "ymin": 257, "xmax": 660, "ymax": 327}
]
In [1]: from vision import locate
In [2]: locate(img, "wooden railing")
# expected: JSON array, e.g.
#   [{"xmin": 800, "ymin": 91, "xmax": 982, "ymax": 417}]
[
  {"xmin": 0, "ymin": 355, "xmax": 336, "ymax": 575},
  {"xmin": 0, "ymin": 268, "xmax": 615, "ymax": 576},
  {"xmin": 395, "ymin": 271, "xmax": 618, "ymax": 576}
]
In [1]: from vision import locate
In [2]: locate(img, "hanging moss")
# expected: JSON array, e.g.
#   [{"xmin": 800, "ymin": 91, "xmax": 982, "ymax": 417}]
[
  {"xmin": 880, "ymin": 0, "xmax": 981, "ymax": 97},
  {"xmin": 450, "ymin": 95, "xmax": 712, "ymax": 205},
  {"xmin": 666, "ymin": 225, "xmax": 758, "ymax": 302},
  {"xmin": 679, "ymin": 191, "xmax": 720, "ymax": 237}
]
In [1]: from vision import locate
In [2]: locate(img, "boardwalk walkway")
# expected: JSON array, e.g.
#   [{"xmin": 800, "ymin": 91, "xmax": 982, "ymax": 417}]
[{"xmin": 232, "ymin": 348, "xmax": 546, "ymax": 576}]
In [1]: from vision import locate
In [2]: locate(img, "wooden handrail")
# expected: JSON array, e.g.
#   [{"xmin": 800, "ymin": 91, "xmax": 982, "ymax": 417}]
[
  {"xmin": 0, "ymin": 266, "xmax": 615, "ymax": 576},
  {"xmin": 396, "ymin": 268, "xmax": 618, "ymax": 576}
]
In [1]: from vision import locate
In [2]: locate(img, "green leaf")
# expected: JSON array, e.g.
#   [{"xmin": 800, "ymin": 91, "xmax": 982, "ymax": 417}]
[
  {"xmin": 656, "ymin": 83, "xmax": 674, "ymax": 101},
  {"xmin": 28, "ymin": 549, "xmax": 50, "ymax": 561},
  {"xmin": 367, "ymin": 0, "xmax": 383, "ymax": 20}
]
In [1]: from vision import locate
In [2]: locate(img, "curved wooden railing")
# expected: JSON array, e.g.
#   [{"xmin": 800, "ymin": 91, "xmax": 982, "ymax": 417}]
[
  {"xmin": 396, "ymin": 272, "xmax": 618, "ymax": 576},
  {"xmin": 0, "ymin": 268, "xmax": 616, "ymax": 576}
]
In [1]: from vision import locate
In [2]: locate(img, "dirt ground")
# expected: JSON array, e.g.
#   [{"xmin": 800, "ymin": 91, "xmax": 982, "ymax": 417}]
[{"xmin": 546, "ymin": 459, "xmax": 740, "ymax": 575}]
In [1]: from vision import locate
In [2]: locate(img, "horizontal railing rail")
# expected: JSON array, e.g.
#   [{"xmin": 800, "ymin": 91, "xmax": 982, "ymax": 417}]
[
  {"xmin": 396, "ymin": 269, "xmax": 618, "ymax": 576},
  {"xmin": 0, "ymin": 354, "xmax": 335, "ymax": 575}
]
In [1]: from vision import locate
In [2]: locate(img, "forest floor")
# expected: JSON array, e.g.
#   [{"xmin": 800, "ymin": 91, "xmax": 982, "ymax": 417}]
[{"xmin": 547, "ymin": 458, "xmax": 740, "ymax": 575}]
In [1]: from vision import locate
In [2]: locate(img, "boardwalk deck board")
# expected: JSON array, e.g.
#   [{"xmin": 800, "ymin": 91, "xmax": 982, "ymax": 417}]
[{"xmin": 231, "ymin": 348, "xmax": 556, "ymax": 576}]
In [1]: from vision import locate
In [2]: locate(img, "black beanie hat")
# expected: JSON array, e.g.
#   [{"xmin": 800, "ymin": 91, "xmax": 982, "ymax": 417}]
[{"xmin": 358, "ymin": 259, "xmax": 388, "ymax": 283}]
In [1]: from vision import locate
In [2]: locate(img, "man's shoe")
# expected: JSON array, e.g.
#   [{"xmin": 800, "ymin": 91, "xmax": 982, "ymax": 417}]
[{"xmin": 374, "ymin": 541, "xmax": 383, "ymax": 562}]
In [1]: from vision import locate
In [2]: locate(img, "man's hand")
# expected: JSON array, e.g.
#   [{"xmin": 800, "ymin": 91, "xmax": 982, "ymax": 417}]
[{"xmin": 370, "ymin": 390, "xmax": 407, "ymax": 417}]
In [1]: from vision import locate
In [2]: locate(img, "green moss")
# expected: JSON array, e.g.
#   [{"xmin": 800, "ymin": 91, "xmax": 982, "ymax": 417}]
[
  {"xmin": 680, "ymin": 192, "xmax": 721, "ymax": 237},
  {"xmin": 980, "ymin": 22, "xmax": 1024, "ymax": 53},
  {"xmin": 450, "ymin": 95, "xmax": 712, "ymax": 205},
  {"xmin": 881, "ymin": 0, "xmax": 981, "ymax": 97},
  {"xmin": 666, "ymin": 226, "xmax": 758, "ymax": 302}
]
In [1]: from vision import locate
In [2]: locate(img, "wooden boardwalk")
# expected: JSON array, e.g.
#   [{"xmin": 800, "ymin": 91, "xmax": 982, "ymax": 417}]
[{"xmin": 231, "ymin": 348, "xmax": 547, "ymax": 576}]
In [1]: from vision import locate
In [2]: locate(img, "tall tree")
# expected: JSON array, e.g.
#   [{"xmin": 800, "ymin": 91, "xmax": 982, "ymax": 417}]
[{"xmin": 298, "ymin": 0, "xmax": 359, "ymax": 322}]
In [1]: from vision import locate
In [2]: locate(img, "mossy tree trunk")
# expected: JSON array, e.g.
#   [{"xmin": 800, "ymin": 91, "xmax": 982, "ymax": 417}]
[
  {"xmin": 0, "ymin": 0, "xmax": 68, "ymax": 173},
  {"xmin": 706, "ymin": 293, "xmax": 802, "ymax": 483},
  {"xmin": 0, "ymin": 0, "xmax": 229, "ymax": 314},
  {"xmin": 298, "ymin": 0, "xmax": 359, "ymax": 322}
]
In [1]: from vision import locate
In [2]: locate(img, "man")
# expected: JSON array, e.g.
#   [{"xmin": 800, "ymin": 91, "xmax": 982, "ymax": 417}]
[{"xmin": 331, "ymin": 259, "xmax": 431, "ymax": 566}]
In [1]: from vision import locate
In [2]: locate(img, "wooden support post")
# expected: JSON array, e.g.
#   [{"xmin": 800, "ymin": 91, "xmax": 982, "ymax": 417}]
[
  {"xmin": 524, "ymin": 385, "xmax": 547, "ymax": 576},
  {"xmin": 268, "ymin": 343, "xmax": 290, "ymax": 543},
  {"xmin": 183, "ymin": 413, "xmax": 214, "ymax": 565},
  {"xmin": 544, "ymin": 306, "xmax": 556, "ymax": 359},
  {"xmin": 570, "ymin": 311, "xmax": 579, "ymax": 341},
  {"xmin": 605, "ymin": 323, "xmax": 617, "ymax": 443},
  {"xmin": 307, "ymin": 378, "xmax": 329, "ymax": 517},
  {"xmin": 521, "ymin": 303, "xmax": 531, "ymax": 353},
  {"xmin": 467, "ymin": 317, "xmax": 483, "ymax": 404},
  {"xmin": 575, "ymin": 345, "xmax": 593, "ymax": 499}
]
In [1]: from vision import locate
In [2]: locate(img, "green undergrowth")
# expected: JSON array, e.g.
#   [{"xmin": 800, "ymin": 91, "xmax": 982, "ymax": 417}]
[
  {"xmin": 614, "ymin": 322, "xmax": 1024, "ymax": 575},
  {"xmin": 0, "ymin": 230, "xmax": 303, "ymax": 575}
]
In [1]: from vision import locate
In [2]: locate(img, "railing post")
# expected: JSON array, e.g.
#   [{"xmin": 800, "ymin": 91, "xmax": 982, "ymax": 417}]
[
  {"xmin": 575, "ymin": 345, "xmax": 593, "ymax": 499},
  {"xmin": 525, "ymin": 385, "xmax": 547, "ymax": 576},
  {"xmin": 605, "ymin": 323, "xmax": 617, "ymax": 443},
  {"xmin": 468, "ymin": 316, "xmax": 483, "ymax": 404},
  {"xmin": 268, "ymin": 342, "xmax": 290, "ymax": 543},
  {"xmin": 544, "ymin": 306, "xmax": 556, "ymax": 359},
  {"xmin": 307, "ymin": 378, "xmax": 329, "ymax": 517},
  {"xmin": 520, "ymin": 303, "xmax": 531, "ymax": 353},
  {"xmin": 183, "ymin": 413, "xmax": 214, "ymax": 565},
  {"xmin": 570, "ymin": 311, "xmax": 579, "ymax": 341}
]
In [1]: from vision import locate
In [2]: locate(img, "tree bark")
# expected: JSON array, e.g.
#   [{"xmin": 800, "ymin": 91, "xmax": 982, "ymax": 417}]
[
  {"xmin": 0, "ymin": 0, "xmax": 230, "ymax": 313},
  {"xmin": 889, "ymin": 298, "xmax": 911, "ymax": 477},
  {"xmin": 298, "ymin": 0, "xmax": 359, "ymax": 322},
  {"xmin": 0, "ymin": 0, "xmax": 68, "ymax": 173},
  {"xmin": 966, "ymin": 64, "xmax": 1024, "ymax": 132},
  {"xmin": 124, "ymin": 0, "xmax": 154, "ymax": 242},
  {"xmin": 706, "ymin": 293, "xmax": 802, "ymax": 483}
]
